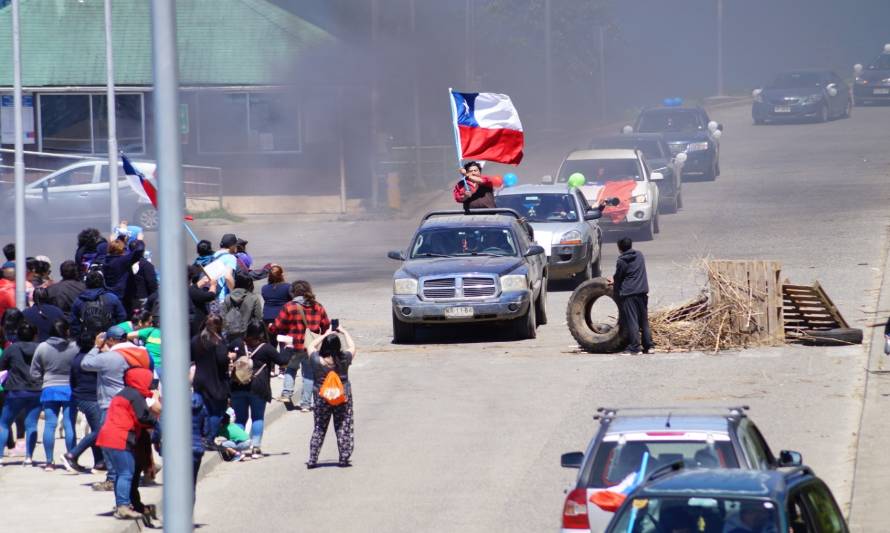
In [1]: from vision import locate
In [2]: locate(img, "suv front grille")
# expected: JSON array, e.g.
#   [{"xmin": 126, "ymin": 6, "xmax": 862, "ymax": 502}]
[
  {"xmin": 667, "ymin": 143, "xmax": 686, "ymax": 155},
  {"xmin": 421, "ymin": 275, "xmax": 498, "ymax": 300},
  {"xmin": 422, "ymin": 277, "xmax": 456, "ymax": 299},
  {"xmin": 462, "ymin": 277, "xmax": 497, "ymax": 297}
]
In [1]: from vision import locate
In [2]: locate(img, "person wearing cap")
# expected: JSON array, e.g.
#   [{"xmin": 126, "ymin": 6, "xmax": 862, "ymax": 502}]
[
  {"xmin": 69, "ymin": 271, "xmax": 127, "ymax": 337},
  {"xmin": 212, "ymin": 234, "xmax": 239, "ymax": 303},
  {"xmin": 234, "ymin": 238, "xmax": 271, "ymax": 281}
]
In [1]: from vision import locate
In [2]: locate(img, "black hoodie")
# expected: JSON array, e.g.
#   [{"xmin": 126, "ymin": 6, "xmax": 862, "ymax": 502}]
[
  {"xmin": 0, "ymin": 341, "xmax": 41, "ymax": 392},
  {"xmin": 613, "ymin": 249, "xmax": 649, "ymax": 297}
]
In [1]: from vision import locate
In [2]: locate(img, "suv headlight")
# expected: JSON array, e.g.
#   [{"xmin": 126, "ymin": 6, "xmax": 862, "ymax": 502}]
[
  {"xmin": 686, "ymin": 142, "xmax": 709, "ymax": 152},
  {"xmin": 632, "ymin": 194, "xmax": 648, "ymax": 204},
  {"xmin": 799, "ymin": 94, "xmax": 823, "ymax": 105},
  {"xmin": 555, "ymin": 230, "xmax": 582, "ymax": 245},
  {"xmin": 500, "ymin": 274, "xmax": 528, "ymax": 291},
  {"xmin": 393, "ymin": 278, "xmax": 418, "ymax": 295}
]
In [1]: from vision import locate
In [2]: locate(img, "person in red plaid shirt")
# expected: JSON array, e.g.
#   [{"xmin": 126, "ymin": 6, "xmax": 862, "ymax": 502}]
[{"xmin": 268, "ymin": 281, "xmax": 330, "ymax": 407}]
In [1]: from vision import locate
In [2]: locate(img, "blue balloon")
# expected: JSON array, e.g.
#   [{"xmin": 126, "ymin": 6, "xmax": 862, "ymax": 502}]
[{"xmin": 503, "ymin": 173, "xmax": 518, "ymax": 187}]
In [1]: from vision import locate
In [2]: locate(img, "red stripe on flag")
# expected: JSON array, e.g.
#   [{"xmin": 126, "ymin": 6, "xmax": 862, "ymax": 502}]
[
  {"xmin": 140, "ymin": 176, "xmax": 158, "ymax": 208},
  {"xmin": 458, "ymin": 125, "xmax": 524, "ymax": 165}
]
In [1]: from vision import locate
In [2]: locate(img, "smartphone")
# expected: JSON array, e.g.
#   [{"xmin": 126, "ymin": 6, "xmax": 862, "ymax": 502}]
[{"xmin": 331, "ymin": 319, "xmax": 340, "ymax": 331}]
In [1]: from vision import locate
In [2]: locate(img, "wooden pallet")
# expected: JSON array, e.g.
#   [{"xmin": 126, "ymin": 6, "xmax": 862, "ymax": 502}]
[
  {"xmin": 708, "ymin": 260, "xmax": 784, "ymax": 346},
  {"xmin": 782, "ymin": 281, "xmax": 849, "ymax": 340}
]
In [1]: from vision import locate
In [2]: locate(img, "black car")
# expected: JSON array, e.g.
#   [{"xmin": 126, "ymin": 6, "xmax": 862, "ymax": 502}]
[
  {"xmin": 589, "ymin": 133, "xmax": 684, "ymax": 214},
  {"xmin": 854, "ymin": 45, "xmax": 890, "ymax": 105},
  {"xmin": 630, "ymin": 106, "xmax": 721, "ymax": 181},
  {"xmin": 753, "ymin": 69, "xmax": 852, "ymax": 124}
]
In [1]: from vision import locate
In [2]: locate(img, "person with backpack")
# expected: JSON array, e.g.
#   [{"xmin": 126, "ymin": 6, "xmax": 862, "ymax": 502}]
[
  {"xmin": 230, "ymin": 321, "xmax": 290, "ymax": 458},
  {"xmin": 306, "ymin": 328, "xmax": 356, "ymax": 468},
  {"xmin": 46, "ymin": 260, "xmax": 86, "ymax": 314},
  {"xmin": 269, "ymin": 280, "xmax": 330, "ymax": 407},
  {"xmin": 190, "ymin": 315, "xmax": 233, "ymax": 447},
  {"xmin": 0, "ymin": 322, "xmax": 42, "ymax": 467},
  {"xmin": 221, "ymin": 273, "xmax": 262, "ymax": 347},
  {"xmin": 70, "ymin": 271, "xmax": 127, "ymax": 338},
  {"xmin": 30, "ymin": 319, "xmax": 79, "ymax": 471},
  {"xmin": 22, "ymin": 287, "xmax": 66, "ymax": 342}
]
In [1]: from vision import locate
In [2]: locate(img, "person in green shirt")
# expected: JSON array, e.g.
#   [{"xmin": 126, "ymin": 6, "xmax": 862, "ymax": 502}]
[
  {"xmin": 215, "ymin": 408, "xmax": 250, "ymax": 462},
  {"xmin": 121, "ymin": 310, "xmax": 162, "ymax": 376}
]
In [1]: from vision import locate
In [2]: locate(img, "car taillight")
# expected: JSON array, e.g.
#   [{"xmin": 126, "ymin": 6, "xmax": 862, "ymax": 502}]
[{"xmin": 562, "ymin": 488, "xmax": 590, "ymax": 529}]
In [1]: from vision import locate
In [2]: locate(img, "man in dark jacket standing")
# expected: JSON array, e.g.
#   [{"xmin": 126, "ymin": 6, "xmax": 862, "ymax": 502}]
[
  {"xmin": 610, "ymin": 237, "xmax": 653, "ymax": 355},
  {"xmin": 70, "ymin": 271, "xmax": 128, "ymax": 337},
  {"xmin": 47, "ymin": 260, "xmax": 86, "ymax": 313}
]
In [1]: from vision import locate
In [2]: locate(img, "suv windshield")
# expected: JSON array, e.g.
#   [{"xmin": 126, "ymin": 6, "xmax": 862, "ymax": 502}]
[
  {"xmin": 769, "ymin": 72, "xmax": 823, "ymax": 88},
  {"xmin": 411, "ymin": 227, "xmax": 517, "ymax": 258},
  {"xmin": 637, "ymin": 111, "xmax": 702, "ymax": 133},
  {"xmin": 557, "ymin": 158, "xmax": 642, "ymax": 183},
  {"xmin": 496, "ymin": 193, "xmax": 578, "ymax": 222},
  {"xmin": 609, "ymin": 496, "xmax": 779, "ymax": 533},
  {"xmin": 586, "ymin": 440, "xmax": 739, "ymax": 489}
]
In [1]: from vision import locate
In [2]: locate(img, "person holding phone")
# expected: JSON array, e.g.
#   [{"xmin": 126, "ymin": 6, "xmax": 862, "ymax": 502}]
[{"xmin": 305, "ymin": 326, "xmax": 356, "ymax": 468}]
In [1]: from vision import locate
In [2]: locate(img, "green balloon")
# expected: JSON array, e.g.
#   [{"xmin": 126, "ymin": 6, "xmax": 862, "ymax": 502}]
[{"xmin": 568, "ymin": 173, "xmax": 586, "ymax": 187}]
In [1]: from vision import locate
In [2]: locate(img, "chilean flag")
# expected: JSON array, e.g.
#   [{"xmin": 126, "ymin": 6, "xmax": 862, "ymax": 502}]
[
  {"xmin": 121, "ymin": 153, "xmax": 158, "ymax": 208},
  {"xmin": 450, "ymin": 90, "xmax": 524, "ymax": 165},
  {"xmin": 589, "ymin": 451, "xmax": 650, "ymax": 512}
]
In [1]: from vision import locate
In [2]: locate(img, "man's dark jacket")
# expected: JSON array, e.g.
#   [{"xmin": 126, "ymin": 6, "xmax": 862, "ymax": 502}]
[{"xmin": 613, "ymin": 249, "xmax": 649, "ymax": 297}]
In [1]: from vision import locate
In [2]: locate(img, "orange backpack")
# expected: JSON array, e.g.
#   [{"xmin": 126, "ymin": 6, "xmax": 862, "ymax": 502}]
[{"xmin": 319, "ymin": 370, "xmax": 347, "ymax": 406}]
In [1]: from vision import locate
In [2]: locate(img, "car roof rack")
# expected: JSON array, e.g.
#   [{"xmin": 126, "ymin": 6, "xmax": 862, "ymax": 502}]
[
  {"xmin": 594, "ymin": 406, "xmax": 749, "ymax": 421},
  {"xmin": 421, "ymin": 208, "xmax": 523, "ymax": 221}
]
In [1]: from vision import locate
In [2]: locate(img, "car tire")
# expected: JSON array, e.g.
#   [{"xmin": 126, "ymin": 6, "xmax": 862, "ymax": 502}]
[
  {"xmin": 797, "ymin": 327, "xmax": 863, "ymax": 347},
  {"xmin": 566, "ymin": 278, "xmax": 627, "ymax": 353},
  {"xmin": 575, "ymin": 257, "xmax": 593, "ymax": 288},
  {"xmin": 703, "ymin": 161, "xmax": 718, "ymax": 181},
  {"xmin": 512, "ymin": 301, "xmax": 537, "ymax": 340},
  {"xmin": 818, "ymin": 103, "xmax": 829, "ymax": 123},
  {"xmin": 639, "ymin": 216, "xmax": 655, "ymax": 241},
  {"xmin": 753, "ymin": 117, "xmax": 765, "ymax": 125},
  {"xmin": 134, "ymin": 205, "xmax": 159, "ymax": 231},
  {"xmin": 660, "ymin": 196, "xmax": 678, "ymax": 214},
  {"xmin": 391, "ymin": 311, "xmax": 415, "ymax": 344},
  {"xmin": 843, "ymin": 98, "xmax": 852, "ymax": 118},
  {"xmin": 653, "ymin": 212, "xmax": 660, "ymax": 234},
  {"xmin": 676, "ymin": 190, "xmax": 683, "ymax": 210},
  {"xmin": 535, "ymin": 277, "xmax": 548, "ymax": 326},
  {"xmin": 591, "ymin": 249, "xmax": 602, "ymax": 278}
]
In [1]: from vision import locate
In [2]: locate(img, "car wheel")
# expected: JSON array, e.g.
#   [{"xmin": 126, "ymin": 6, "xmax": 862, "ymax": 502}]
[
  {"xmin": 535, "ymin": 277, "xmax": 548, "ymax": 326},
  {"xmin": 391, "ymin": 311, "xmax": 415, "ymax": 344},
  {"xmin": 566, "ymin": 278, "xmax": 627, "ymax": 353},
  {"xmin": 134, "ymin": 205, "xmax": 159, "ymax": 231},
  {"xmin": 512, "ymin": 300, "xmax": 537, "ymax": 340},
  {"xmin": 753, "ymin": 117, "xmax": 765, "ymax": 125},
  {"xmin": 591, "ymin": 248, "xmax": 602, "ymax": 278},
  {"xmin": 653, "ymin": 212, "xmax": 660, "ymax": 234},
  {"xmin": 676, "ymin": 190, "xmax": 683, "ymax": 210},
  {"xmin": 639, "ymin": 216, "xmax": 655, "ymax": 241},
  {"xmin": 843, "ymin": 98, "xmax": 852, "ymax": 118},
  {"xmin": 818, "ymin": 103, "xmax": 829, "ymax": 123},
  {"xmin": 660, "ymin": 196, "xmax": 678, "ymax": 214},
  {"xmin": 715, "ymin": 160, "xmax": 721, "ymax": 177},
  {"xmin": 575, "ymin": 257, "xmax": 593, "ymax": 288}
]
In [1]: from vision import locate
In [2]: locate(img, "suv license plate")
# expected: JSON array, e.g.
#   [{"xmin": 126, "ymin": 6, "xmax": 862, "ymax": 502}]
[
  {"xmin": 774, "ymin": 106, "xmax": 791, "ymax": 113},
  {"xmin": 874, "ymin": 88, "xmax": 890, "ymax": 95},
  {"xmin": 444, "ymin": 306, "xmax": 474, "ymax": 318}
]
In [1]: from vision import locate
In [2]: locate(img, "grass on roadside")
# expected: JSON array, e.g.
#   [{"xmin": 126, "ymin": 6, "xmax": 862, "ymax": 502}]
[{"xmin": 188, "ymin": 207, "xmax": 245, "ymax": 222}]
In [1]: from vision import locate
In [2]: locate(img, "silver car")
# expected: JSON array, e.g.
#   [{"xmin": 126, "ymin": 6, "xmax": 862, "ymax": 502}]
[
  {"xmin": 496, "ymin": 184, "xmax": 603, "ymax": 283},
  {"xmin": 4, "ymin": 159, "xmax": 158, "ymax": 230}
]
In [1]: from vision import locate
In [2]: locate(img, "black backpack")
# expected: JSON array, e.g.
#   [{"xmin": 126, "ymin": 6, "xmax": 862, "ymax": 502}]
[{"xmin": 80, "ymin": 294, "xmax": 114, "ymax": 334}]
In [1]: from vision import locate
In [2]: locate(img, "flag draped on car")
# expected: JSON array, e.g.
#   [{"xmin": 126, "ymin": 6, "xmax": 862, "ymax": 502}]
[
  {"xmin": 121, "ymin": 153, "xmax": 157, "ymax": 208},
  {"xmin": 589, "ymin": 451, "xmax": 650, "ymax": 512},
  {"xmin": 449, "ymin": 90, "xmax": 524, "ymax": 165}
]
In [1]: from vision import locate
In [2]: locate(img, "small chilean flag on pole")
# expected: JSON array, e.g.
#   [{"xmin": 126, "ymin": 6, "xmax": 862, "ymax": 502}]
[
  {"xmin": 121, "ymin": 153, "xmax": 158, "ymax": 208},
  {"xmin": 449, "ymin": 89, "xmax": 524, "ymax": 165}
]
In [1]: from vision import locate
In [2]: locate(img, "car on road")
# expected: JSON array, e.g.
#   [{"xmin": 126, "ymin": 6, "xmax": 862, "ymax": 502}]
[
  {"xmin": 604, "ymin": 466, "xmax": 848, "ymax": 533},
  {"xmin": 854, "ymin": 44, "xmax": 890, "ymax": 105},
  {"xmin": 629, "ymin": 105, "xmax": 722, "ymax": 181},
  {"xmin": 387, "ymin": 209, "xmax": 547, "ymax": 343},
  {"xmin": 554, "ymin": 148, "xmax": 662, "ymax": 240},
  {"xmin": 753, "ymin": 69, "xmax": 852, "ymax": 124},
  {"xmin": 495, "ymin": 184, "xmax": 604, "ymax": 285},
  {"xmin": 588, "ymin": 133, "xmax": 686, "ymax": 214},
  {"xmin": 1, "ymin": 159, "xmax": 158, "ymax": 230},
  {"xmin": 560, "ymin": 407, "xmax": 803, "ymax": 533}
]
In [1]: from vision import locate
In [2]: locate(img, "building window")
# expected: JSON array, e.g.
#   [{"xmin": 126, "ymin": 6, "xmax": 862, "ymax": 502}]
[
  {"xmin": 38, "ymin": 93, "xmax": 145, "ymax": 154},
  {"xmin": 197, "ymin": 92, "xmax": 301, "ymax": 154}
]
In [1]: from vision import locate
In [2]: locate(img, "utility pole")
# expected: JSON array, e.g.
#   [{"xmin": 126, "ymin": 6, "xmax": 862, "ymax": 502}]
[
  {"xmin": 369, "ymin": 0, "xmax": 379, "ymax": 209},
  {"xmin": 149, "ymin": 2, "xmax": 192, "ymax": 531},
  {"xmin": 104, "ymin": 0, "xmax": 120, "ymax": 227},
  {"xmin": 544, "ymin": 0, "xmax": 552, "ymax": 129},
  {"xmin": 717, "ymin": 0, "xmax": 724, "ymax": 97},
  {"xmin": 410, "ymin": 0, "xmax": 424, "ymax": 187},
  {"xmin": 465, "ymin": 0, "xmax": 473, "ymax": 86},
  {"xmin": 11, "ymin": 0, "xmax": 25, "ymax": 309},
  {"xmin": 598, "ymin": 26, "xmax": 607, "ymax": 121}
]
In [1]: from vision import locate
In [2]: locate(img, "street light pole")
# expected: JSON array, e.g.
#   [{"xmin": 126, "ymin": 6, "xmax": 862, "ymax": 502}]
[
  {"xmin": 544, "ymin": 0, "xmax": 552, "ymax": 129},
  {"xmin": 104, "ymin": 0, "xmax": 120, "ymax": 227},
  {"xmin": 598, "ymin": 26, "xmax": 607, "ymax": 121},
  {"xmin": 717, "ymin": 0, "xmax": 724, "ymax": 97},
  {"xmin": 149, "ymin": 2, "xmax": 192, "ymax": 531},
  {"xmin": 11, "ymin": 0, "xmax": 25, "ymax": 309}
]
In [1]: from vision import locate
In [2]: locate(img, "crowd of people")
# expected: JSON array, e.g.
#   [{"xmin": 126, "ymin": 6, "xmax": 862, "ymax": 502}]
[{"xmin": 0, "ymin": 225, "xmax": 357, "ymax": 523}]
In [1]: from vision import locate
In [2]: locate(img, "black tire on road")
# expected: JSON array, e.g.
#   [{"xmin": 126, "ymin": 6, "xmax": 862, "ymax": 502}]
[
  {"xmin": 653, "ymin": 212, "xmax": 660, "ymax": 234},
  {"xmin": 512, "ymin": 301, "xmax": 537, "ymax": 340},
  {"xmin": 676, "ymin": 190, "xmax": 683, "ymax": 209},
  {"xmin": 392, "ymin": 311, "xmax": 415, "ymax": 344},
  {"xmin": 535, "ymin": 278, "xmax": 548, "ymax": 326},
  {"xmin": 660, "ymin": 196, "xmax": 678, "ymax": 214},
  {"xmin": 591, "ymin": 250, "xmax": 602, "ymax": 279},
  {"xmin": 843, "ymin": 98, "xmax": 852, "ymax": 118},
  {"xmin": 134, "ymin": 205, "xmax": 159, "ymax": 231},
  {"xmin": 566, "ymin": 278, "xmax": 627, "ymax": 353},
  {"xmin": 818, "ymin": 104, "xmax": 829, "ymax": 123},
  {"xmin": 798, "ymin": 327, "xmax": 863, "ymax": 347},
  {"xmin": 575, "ymin": 256, "xmax": 593, "ymax": 288}
]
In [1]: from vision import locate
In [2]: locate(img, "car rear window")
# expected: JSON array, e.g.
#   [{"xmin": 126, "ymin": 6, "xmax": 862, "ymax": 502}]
[
  {"xmin": 868, "ymin": 54, "xmax": 890, "ymax": 70},
  {"xmin": 585, "ymin": 439, "xmax": 739, "ymax": 489},
  {"xmin": 496, "ymin": 193, "xmax": 578, "ymax": 222}
]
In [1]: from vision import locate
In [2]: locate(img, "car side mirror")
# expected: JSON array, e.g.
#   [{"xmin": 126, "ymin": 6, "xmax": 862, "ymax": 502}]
[
  {"xmin": 387, "ymin": 250, "xmax": 405, "ymax": 261},
  {"xmin": 561, "ymin": 451, "xmax": 584, "ymax": 469},
  {"xmin": 777, "ymin": 450, "xmax": 802, "ymax": 467},
  {"xmin": 524, "ymin": 245, "xmax": 545, "ymax": 257},
  {"xmin": 584, "ymin": 210, "xmax": 602, "ymax": 221},
  {"xmin": 541, "ymin": 174, "xmax": 554, "ymax": 184},
  {"xmin": 650, "ymin": 171, "xmax": 664, "ymax": 181}
]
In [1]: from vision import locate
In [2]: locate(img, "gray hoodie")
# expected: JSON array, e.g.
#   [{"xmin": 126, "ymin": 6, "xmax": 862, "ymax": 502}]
[
  {"xmin": 221, "ymin": 287, "xmax": 262, "ymax": 335},
  {"xmin": 30, "ymin": 337, "xmax": 79, "ymax": 389},
  {"xmin": 80, "ymin": 346, "xmax": 131, "ymax": 408}
]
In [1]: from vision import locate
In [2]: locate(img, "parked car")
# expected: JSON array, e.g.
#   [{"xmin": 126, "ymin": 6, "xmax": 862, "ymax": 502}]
[
  {"xmin": 560, "ymin": 406, "xmax": 802, "ymax": 533},
  {"xmin": 554, "ymin": 148, "xmax": 661, "ymax": 240},
  {"xmin": 588, "ymin": 133, "xmax": 686, "ymax": 214},
  {"xmin": 854, "ymin": 44, "xmax": 890, "ymax": 105},
  {"xmin": 1, "ymin": 159, "xmax": 158, "ymax": 230},
  {"xmin": 495, "ymin": 184, "xmax": 603, "ymax": 284},
  {"xmin": 604, "ymin": 466, "xmax": 848, "ymax": 533},
  {"xmin": 629, "ymin": 105, "xmax": 721, "ymax": 181},
  {"xmin": 753, "ymin": 69, "xmax": 852, "ymax": 123},
  {"xmin": 387, "ymin": 209, "xmax": 547, "ymax": 343}
]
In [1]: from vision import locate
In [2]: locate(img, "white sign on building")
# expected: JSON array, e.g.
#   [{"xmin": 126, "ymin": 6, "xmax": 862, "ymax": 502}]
[{"xmin": 1, "ymin": 94, "xmax": 36, "ymax": 144}]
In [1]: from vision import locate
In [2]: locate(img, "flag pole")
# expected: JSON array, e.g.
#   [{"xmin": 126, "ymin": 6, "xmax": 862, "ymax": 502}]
[{"xmin": 448, "ymin": 88, "xmax": 469, "ymax": 193}]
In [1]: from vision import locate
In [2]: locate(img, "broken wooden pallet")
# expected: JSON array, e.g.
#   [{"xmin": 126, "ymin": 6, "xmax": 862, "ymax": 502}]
[{"xmin": 782, "ymin": 281, "xmax": 849, "ymax": 340}]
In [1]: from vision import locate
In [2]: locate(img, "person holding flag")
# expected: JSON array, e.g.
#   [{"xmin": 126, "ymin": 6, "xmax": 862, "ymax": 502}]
[{"xmin": 452, "ymin": 161, "xmax": 496, "ymax": 212}]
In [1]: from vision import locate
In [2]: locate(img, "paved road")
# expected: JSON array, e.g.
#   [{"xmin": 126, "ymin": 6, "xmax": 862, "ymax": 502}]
[{"xmin": 186, "ymin": 103, "xmax": 890, "ymax": 532}]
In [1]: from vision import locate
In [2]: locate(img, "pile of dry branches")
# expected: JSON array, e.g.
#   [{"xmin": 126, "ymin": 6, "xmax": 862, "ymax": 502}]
[{"xmin": 649, "ymin": 261, "xmax": 772, "ymax": 353}]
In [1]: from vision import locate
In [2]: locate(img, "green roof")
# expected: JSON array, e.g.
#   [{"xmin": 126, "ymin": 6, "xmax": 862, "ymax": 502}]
[{"xmin": 0, "ymin": 0, "xmax": 333, "ymax": 87}]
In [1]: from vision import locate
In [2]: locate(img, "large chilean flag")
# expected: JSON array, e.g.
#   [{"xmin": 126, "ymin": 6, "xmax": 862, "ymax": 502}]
[{"xmin": 450, "ymin": 90, "xmax": 524, "ymax": 165}]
